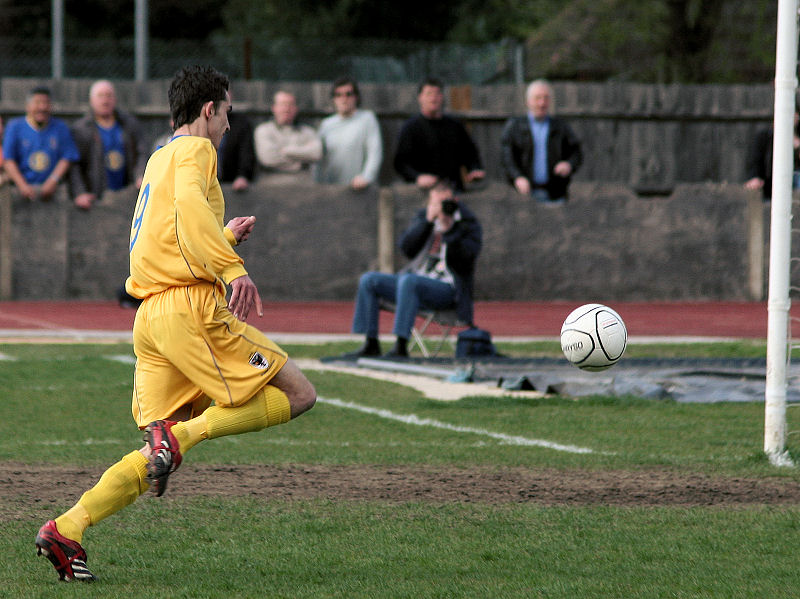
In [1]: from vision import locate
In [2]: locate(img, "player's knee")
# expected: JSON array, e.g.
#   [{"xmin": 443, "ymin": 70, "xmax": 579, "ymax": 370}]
[
  {"xmin": 274, "ymin": 359, "xmax": 316, "ymax": 418},
  {"xmin": 290, "ymin": 377, "xmax": 316, "ymax": 418}
]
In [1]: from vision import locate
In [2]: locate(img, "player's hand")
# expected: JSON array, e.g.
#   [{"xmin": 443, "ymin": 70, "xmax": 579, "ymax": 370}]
[
  {"xmin": 226, "ymin": 215, "xmax": 256, "ymax": 243},
  {"xmin": 514, "ymin": 177, "xmax": 531, "ymax": 195},
  {"xmin": 228, "ymin": 275, "xmax": 263, "ymax": 322}
]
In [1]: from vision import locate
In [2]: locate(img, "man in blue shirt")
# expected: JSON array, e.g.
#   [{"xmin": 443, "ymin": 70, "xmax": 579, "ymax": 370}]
[
  {"xmin": 500, "ymin": 79, "xmax": 583, "ymax": 203},
  {"xmin": 2, "ymin": 86, "xmax": 79, "ymax": 201},
  {"xmin": 69, "ymin": 80, "xmax": 148, "ymax": 210}
]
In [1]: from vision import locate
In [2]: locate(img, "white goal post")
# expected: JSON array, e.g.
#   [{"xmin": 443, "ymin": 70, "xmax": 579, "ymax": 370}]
[{"xmin": 764, "ymin": 0, "xmax": 799, "ymax": 466}]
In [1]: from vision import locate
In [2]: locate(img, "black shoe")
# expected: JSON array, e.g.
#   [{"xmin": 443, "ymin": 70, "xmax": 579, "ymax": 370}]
[
  {"xmin": 339, "ymin": 340, "xmax": 382, "ymax": 360},
  {"xmin": 381, "ymin": 337, "xmax": 408, "ymax": 360},
  {"xmin": 381, "ymin": 347, "xmax": 409, "ymax": 360}
]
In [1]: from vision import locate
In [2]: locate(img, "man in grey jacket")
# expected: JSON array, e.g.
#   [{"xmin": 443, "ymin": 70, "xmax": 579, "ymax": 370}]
[{"xmin": 69, "ymin": 80, "xmax": 148, "ymax": 210}]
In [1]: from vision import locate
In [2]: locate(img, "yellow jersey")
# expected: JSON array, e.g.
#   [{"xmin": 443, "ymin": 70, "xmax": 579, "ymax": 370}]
[{"xmin": 125, "ymin": 135, "xmax": 247, "ymax": 299}]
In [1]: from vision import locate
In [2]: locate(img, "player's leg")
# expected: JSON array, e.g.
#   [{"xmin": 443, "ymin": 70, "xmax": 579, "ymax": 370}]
[
  {"xmin": 35, "ymin": 296, "xmax": 199, "ymax": 580},
  {"xmin": 35, "ymin": 448, "xmax": 149, "ymax": 582},
  {"xmin": 169, "ymin": 358, "xmax": 315, "ymax": 450},
  {"xmin": 144, "ymin": 284, "xmax": 315, "ymax": 490}
]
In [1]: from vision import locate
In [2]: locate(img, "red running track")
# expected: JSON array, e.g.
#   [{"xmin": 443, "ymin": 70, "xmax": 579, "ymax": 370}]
[{"xmin": 0, "ymin": 300, "xmax": 792, "ymax": 338}]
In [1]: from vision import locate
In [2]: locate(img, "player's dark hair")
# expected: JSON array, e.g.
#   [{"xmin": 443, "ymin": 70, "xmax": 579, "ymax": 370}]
[
  {"xmin": 168, "ymin": 65, "xmax": 229, "ymax": 129},
  {"xmin": 331, "ymin": 76, "xmax": 360, "ymax": 107},
  {"xmin": 417, "ymin": 77, "xmax": 444, "ymax": 94}
]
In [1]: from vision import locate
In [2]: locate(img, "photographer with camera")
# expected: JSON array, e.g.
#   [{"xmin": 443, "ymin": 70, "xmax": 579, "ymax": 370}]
[{"xmin": 341, "ymin": 179, "xmax": 482, "ymax": 359}]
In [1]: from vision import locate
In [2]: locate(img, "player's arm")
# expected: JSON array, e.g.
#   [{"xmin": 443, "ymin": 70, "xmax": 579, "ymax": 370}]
[{"xmin": 173, "ymin": 144, "xmax": 247, "ymax": 283}]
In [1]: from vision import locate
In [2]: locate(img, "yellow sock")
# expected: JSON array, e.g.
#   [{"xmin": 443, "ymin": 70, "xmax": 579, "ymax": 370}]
[
  {"xmin": 170, "ymin": 416, "xmax": 208, "ymax": 453},
  {"xmin": 54, "ymin": 504, "xmax": 90, "ymax": 545},
  {"xmin": 55, "ymin": 450, "xmax": 149, "ymax": 543},
  {"xmin": 205, "ymin": 385, "xmax": 291, "ymax": 439}
]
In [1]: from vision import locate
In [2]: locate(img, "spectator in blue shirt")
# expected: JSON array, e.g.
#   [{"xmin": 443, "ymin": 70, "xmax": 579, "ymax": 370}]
[
  {"xmin": 69, "ymin": 80, "xmax": 148, "ymax": 210},
  {"xmin": 2, "ymin": 86, "xmax": 79, "ymax": 201}
]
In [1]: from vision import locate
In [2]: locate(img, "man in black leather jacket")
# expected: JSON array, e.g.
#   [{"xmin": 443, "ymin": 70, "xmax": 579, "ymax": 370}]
[{"xmin": 500, "ymin": 79, "xmax": 582, "ymax": 203}]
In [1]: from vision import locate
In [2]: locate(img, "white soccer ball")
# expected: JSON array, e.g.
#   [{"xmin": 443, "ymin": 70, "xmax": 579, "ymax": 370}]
[{"xmin": 560, "ymin": 304, "xmax": 627, "ymax": 371}]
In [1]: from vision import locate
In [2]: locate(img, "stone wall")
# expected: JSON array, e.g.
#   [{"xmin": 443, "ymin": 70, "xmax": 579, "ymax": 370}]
[
  {"xmin": 0, "ymin": 78, "xmax": 774, "ymax": 193},
  {"xmin": 0, "ymin": 180, "xmax": 767, "ymax": 302}
]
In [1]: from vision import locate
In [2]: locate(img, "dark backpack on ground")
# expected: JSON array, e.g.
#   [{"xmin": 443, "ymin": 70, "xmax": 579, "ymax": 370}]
[{"xmin": 455, "ymin": 327, "xmax": 497, "ymax": 358}]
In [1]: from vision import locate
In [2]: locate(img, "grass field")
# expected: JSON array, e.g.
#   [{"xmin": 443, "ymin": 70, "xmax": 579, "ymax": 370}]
[{"xmin": 2, "ymin": 341, "xmax": 800, "ymax": 598}]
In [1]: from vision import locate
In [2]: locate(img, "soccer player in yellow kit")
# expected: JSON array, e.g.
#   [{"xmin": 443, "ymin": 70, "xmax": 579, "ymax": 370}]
[{"xmin": 35, "ymin": 65, "xmax": 316, "ymax": 582}]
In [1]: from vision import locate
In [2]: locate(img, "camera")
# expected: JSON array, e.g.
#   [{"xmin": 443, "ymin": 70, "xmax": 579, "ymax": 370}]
[{"xmin": 441, "ymin": 199, "xmax": 458, "ymax": 215}]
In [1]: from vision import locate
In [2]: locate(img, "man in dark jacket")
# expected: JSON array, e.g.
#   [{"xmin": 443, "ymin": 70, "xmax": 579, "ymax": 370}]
[
  {"xmin": 217, "ymin": 92, "xmax": 255, "ymax": 191},
  {"xmin": 69, "ymin": 80, "xmax": 148, "ymax": 210},
  {"xmin": 394, "ymin": 77, "xmax": 484, "ymax": 192},
  {"xmin": 500, "ymin": 79, "xmax": 582, "ymax": 203},
  {"xmin": 744, "ymin": 109, "xmax": 800, "ymax": 201},
  {"xmin": 345, "ymin": 180, "xmax": 482, "ymax": 358}
]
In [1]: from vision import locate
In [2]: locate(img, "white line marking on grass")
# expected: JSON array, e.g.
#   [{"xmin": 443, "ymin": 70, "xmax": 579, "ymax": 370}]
[
  {"xmin": 38, "ymin": 439, "xmax": 124, "ymax": 446},
  {"xmin": 107, "ymin": 354, "xmax": 136, "ymax": 364},
  {"xmin": 318, "ymin": 396, "xmax": 607, "ymax": 455},
  {"xmin": 0, "ymin": 352, "xmax": 17, "ymax": 361},
  {"xmin": 296, "ymin": 359, "xmax": 544, "ymax": 401}
]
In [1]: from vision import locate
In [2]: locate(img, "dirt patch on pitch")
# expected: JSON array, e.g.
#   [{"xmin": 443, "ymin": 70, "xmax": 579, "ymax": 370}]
[{"xmin": 4, "ymin": 462, "xmax": 800, "ymax": 519}]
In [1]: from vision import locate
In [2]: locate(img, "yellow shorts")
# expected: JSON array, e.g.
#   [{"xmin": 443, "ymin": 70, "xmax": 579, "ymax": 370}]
[{"xmin": 131, "ymin": 282, "xmax": 288, "ymax": 427}]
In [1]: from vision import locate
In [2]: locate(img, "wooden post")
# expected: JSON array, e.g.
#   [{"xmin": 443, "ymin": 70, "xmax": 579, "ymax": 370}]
[
  {"xmin": 449, "ymin": 85, "xmax": 472, "ymax": 112},
  {"xmin": 378, "ymin": 186, "xmax": 394, "ymax": 273},
  {"xmin": 0, "ymin": 185, "xmax": 13, "ymax": 300},
  {"xmin": 244, "ymin": 37, "xmax": 253, "ymax": 80},
  {"xmin": 746, "ymin": 191, "xmax": 765, "ymax": 301}
]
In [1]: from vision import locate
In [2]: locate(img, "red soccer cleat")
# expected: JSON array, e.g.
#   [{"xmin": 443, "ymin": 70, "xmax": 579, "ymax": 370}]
[
  {"xmin": 144, "ymin": 419, "xmax": 183, "ymax": 497},
  {"xmin": 35, "ymin": 520, "xmax": 96, "ymax": 582}
]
